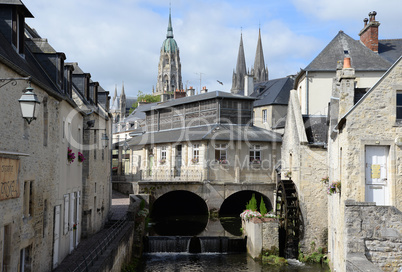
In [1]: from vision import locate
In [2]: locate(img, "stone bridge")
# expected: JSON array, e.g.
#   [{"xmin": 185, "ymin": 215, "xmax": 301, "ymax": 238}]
[{"xmin": 132, "ymin": 181, "xmax": 276, "ymax": 212}]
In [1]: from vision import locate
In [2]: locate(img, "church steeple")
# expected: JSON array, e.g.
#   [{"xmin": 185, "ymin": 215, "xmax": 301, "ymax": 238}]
[
  {"xmin": 252, "ymin": 28, "xmax": 268, "ymax": 83},
  {"xmin": 155, "ymin": 7, "xmax": 183, "ymax": 96},
  {"xmin": 120, "ymin": 82, "xmax": 126, "ymax": 119},
  {"xmin": 231, "ymin": 33, "xmax": 247, "ymax": 95},
  {"xmin": 167, "ymin": 7, "xmax": 174, "ymax": 39}
]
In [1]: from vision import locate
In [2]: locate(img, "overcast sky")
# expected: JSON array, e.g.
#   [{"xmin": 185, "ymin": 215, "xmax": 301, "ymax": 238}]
[{"xmin": 24, "ymin": 0, "xmax": 402, "ymax": 99}]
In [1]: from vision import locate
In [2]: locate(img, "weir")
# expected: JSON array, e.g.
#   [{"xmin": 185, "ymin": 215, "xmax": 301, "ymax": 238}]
[{"xmin": 144, "ymin": 236, "xmax": 246, "ymax": 254}]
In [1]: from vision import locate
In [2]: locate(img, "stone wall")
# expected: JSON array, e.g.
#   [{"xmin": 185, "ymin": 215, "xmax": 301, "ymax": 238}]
[
  {"xmin": 242, "ymin": 218, "xmax": 279, "ymax": 259},
  {"xmin": 281, "ymin": 90, "xmax": 328, "ymax": 254},
  {"xmin": 345, "ymin": 201, "xmax": 402, "ymax": 272}
]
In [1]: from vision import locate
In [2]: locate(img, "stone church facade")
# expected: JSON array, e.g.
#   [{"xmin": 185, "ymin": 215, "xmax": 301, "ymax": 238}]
[{"xmin": 154, "ymin": 9, "xmax": 183, "ymax": 97}]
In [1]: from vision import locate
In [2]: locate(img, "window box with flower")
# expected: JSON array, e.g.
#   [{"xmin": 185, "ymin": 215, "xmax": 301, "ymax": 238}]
[
  {"xmin": 159, "ymin": 158, "xmax": 166, "ymax": 165},
  {"xmin": 251, "ymin": 159, "xmax": 261, "ymax": 164},
  {"xmin": 78, "ymin": 152, "xmax": 85, "ymax": 163},
  {"xmin": 219, "ymin": 159, "xmax": 228, "ymax": 164},
  {"xmin": 191, "ymin": 157, "xmax": 199, "ymax": 164},
  {"xmin": 327, "ymin": 181, "xmax": 341, "ymax": 195},
  {"xmin": 67, "ymin": 147, "xmax": 75, "ymax": 163}
]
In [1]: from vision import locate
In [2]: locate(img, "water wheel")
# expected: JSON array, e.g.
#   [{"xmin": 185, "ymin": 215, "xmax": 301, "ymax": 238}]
[{"xmin": 276, "ymin": 179, "xmax": 302, "ymax": 258}]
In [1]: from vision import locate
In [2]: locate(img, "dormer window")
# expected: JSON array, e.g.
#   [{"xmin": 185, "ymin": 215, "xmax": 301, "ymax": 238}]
[{"xmin": 12, "ymin": 9, "xmax": 25, "ymax": 55}]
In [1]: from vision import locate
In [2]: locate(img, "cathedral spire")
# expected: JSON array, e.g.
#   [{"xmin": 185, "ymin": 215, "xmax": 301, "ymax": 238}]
[
  {"xmin": 120, "ymin": 82, "xmax": 126, "ymax": 119},
  {"xmin": 231, "ymin": 32, "xmax": 247, "ymax": 94},
  {"xmin": 112, "ymin": 84, "xmax": 117, "ymax": 103},
  {"xmin": 252, "ymin": 28, "xmax": 268, "ymax": 83},
  {"xmin": 167, "ymin": 6, "xmax": 174, "ymax": 39}
]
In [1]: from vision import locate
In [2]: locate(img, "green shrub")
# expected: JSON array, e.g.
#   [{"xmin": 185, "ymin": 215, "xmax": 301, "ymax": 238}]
[
  {"xmin": 260, "ymin": 196, "xmax": 267, "ymax": 215},
  {"xmin": 245, "ymin": 193, "xmax": 258, "ymax": 211}
]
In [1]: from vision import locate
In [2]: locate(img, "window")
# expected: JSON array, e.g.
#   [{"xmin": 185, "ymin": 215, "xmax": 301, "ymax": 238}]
[
  {"xmin": 249, "ymin": 145, "xmax": 261, "ymax": 163},
  {"xmin": 19, "ymin": 245, "xmax": 32, "ymax": 272},
  {"xmin": 193, "ymin": 144, "xmax": 200, "ymax": 163},
  {"xmin": 397, "ymin": 91, "xmax": 402, "ymax": 120},
  {"xmin": 94, "ymin": 130, "xmax": 97, "ymax": 160},
  {"xmin": 215, "ymin": 144, "xmax": 227, "ymax": 163},
  {"xmin": 63, "ymin": 194, "xmax": 69, "ymax": 235},
  {"xmin": 161, "ymin": 146, "xmax": 167, "ymax": 160},
  {"xmin": 262, "ymin": 109, "xmax": 267, "ymax": 123},
  {"xmin": 23, "ymin": 181, "xmax": 33, "ymax": 218},
  {"xmin": 2, "ymin": 224, "xmax": 11, "ymax": 270}
]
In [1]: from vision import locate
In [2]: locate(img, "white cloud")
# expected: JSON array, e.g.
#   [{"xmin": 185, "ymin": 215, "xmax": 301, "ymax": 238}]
[{"xmin": 23, "ymin": 0, "xmax": 402, "ymax": 98}]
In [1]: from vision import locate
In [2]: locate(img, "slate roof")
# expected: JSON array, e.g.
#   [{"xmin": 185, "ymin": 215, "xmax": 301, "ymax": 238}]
[
  {"xmin": 145, "ymin": 91, "xmax": 255, "ymax": 111},
  {"xmin": 0, "ymin": 28, "xmax": 63, "ymax": 100},
  {"xmin": 0, "ymin": 0, "xmax": 33, "ymax": 17},
  {"xmin": 127, "ymin": 123, "xmax": 282, "ymax": 146},
  {"xmin": 305, "ymin": 31, "xmax": 392, "ymax": 72},
  {"xmin": 378, "ymin": 39, "xmax": 402, "ymax": 64},
  {"xmin": 302, "ymin": 115, "xmax": 328, "ymax": 146},
  {"xmin": 251, "ymin": 77, "xmax": 294, "ymax": 107},
  {"xmin": 125, "ymin": 102, "xmax": 158, "ymax": 122}
]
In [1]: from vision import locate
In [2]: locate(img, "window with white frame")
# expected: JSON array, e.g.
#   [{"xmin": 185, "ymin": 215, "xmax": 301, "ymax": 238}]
[
  {"xmin": 192, "ymin": 144, "xmax": 200, "ymax": 163},
  {"xmin": 215, "ymin": 144, "xmax": 227, "ymax": 163},
  {"xmin": 397, "ymin": 91, "xmax": 402, "ymax": 120},
  {"xmin": 160, "ymin": 146, "xmax": 167, "ymax": 164},
  {"xmin": 262, "ymin": 109, "xmax": 267, "ymax": 123},
  {"xmin": 249, "ymin": 145, "xmax": 261, "ymax": 163}
]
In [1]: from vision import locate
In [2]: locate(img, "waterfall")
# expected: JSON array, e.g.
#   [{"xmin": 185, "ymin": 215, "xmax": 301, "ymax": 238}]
[{"xmin": 145, "ymin": 236, "xmax": 246, "ymax": 254}]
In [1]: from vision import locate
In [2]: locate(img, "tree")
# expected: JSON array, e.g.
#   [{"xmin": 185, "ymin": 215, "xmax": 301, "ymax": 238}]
[
  {"xmin": 129, "ymin": 91, "xmax": 160, "ymax": 114},
  {"xmin": 246, "ymin": 193, "xmax": 258, "ymax": 211},
  {"xmin": 260, "ymin": 196, "xmax": 267, "ymax": 216}
]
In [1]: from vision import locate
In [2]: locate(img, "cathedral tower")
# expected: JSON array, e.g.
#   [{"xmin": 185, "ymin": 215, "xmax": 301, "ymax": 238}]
[
  {"xmin": 251, "ymin": 28, "xmax": 268, "ymax": 83},
  {"xmin": 154, "ymin": 8, "xmax": 183, "ymax": 96},
  {"xmin": 231, "ymin": 33, "xmax": 247, "ymax": 95}
]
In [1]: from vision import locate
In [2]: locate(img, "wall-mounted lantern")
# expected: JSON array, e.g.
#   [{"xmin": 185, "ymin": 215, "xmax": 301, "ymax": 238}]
[{"xmin": 18, "ymin": 84, "xmax": 40, "ymax": 124}]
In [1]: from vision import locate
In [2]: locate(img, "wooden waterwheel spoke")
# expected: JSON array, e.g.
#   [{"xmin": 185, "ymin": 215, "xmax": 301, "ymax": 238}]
[{"xmin": 275, "ymin": 179, "xmax": 302, "ymax": 258}]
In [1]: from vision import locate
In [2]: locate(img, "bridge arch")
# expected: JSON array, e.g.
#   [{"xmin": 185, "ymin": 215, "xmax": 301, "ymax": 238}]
[
  {"xmin": 219, "ymin": 190, "xmax": 272, "ymax": 217},
  {"xmin": 150, "ymin": 190, "xmax": 209, "ymax": 236}
]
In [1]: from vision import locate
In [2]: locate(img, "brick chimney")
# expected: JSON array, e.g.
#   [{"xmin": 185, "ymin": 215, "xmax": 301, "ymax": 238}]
[{"xmin": 359, "ymin": 11, "xmax": 380, "ymax": 53}]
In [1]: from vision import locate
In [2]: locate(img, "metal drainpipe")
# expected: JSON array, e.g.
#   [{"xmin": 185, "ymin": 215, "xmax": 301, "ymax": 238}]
[{"xmin": 305, "ymin": 71, "xmax": 309, "ymax": 115}]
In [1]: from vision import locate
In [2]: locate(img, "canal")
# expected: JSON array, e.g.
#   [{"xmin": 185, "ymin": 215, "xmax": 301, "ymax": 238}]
[
  {"xmin": 137, "ymin": 253, "xmax": 329, "ymax": 271},
  {"xmin": 137, "ymin": 190, "xmax": 329, "ymax": 271}
]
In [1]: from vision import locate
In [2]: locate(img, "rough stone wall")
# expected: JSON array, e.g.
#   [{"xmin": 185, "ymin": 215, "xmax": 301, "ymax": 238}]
[
  {"xmin": 242, "ymin": 219, "xmax": 279, "ymax": 259},
  {"xmin": 328, "ymin": 58, "xmax": 402, "ymax": 272},
  {"xmin": 0, "ymin": 67, "xmax": 60, "ymax": 271},
  {"xmin": 281, "ymin": 90, "xmax": 328, "ymax": 254},
  {"xmin": 81, "ymin": 112, "xmax": 111, "ymax": 237},
  {"xmin": 345, "ymin": 201, "xmax": 402, "ymax": 271}
]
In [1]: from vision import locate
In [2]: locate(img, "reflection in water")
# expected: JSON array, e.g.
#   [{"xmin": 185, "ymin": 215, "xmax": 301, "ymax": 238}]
[
  {"xmin": 150, "ymin": 215, "xmax": 209, "ymax": 236},
  {"xmin": 138, "ymin": 253, "xmax": 330, "ymax": 272},
  {"xmin": 149, "ymin": 216, "xmax": 241, "ymax": 237}
]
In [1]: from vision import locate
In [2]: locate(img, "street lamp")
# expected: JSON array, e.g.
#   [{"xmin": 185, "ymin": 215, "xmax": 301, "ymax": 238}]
[{"xmin": 18, "ymin": 84, "xmax": 40, "ymax": 124}]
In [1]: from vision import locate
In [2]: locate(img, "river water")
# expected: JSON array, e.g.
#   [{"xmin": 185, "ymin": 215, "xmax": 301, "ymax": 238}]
[
  {"xmin": 137, "ymin": 253, "xmax": 330, "ymax": 272},
  {"xmin": 139, "ymin": 217, "xmax": 329, "ymax": 272}
]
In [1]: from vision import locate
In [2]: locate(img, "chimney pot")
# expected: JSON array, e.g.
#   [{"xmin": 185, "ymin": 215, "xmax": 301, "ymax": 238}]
[
  {"xmin": 364, "ymin": 18, "xmax": 368, "ymax": 27},
  {"xmin": 343, "ymin": 57, "xmax": 351, "ymax": 69}
]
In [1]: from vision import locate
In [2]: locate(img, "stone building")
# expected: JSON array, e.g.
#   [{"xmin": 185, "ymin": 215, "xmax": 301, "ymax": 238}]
[
  {"xmin": 154, "ymin": 8, "xmax": 183, "ymax": 97},
  {"xmin": 280, "ymin": 11, "xmax": 402, "ymax": 258},
  {"xmin": 0, "ymin": 1, "xmax": 111, "ymax": 270},
  {"xmin": 280, "ymin": 89, "xmax": 329, "ymax": 256},
  {"xmin": 327, "ymin": 56, "xmax": 402, "ymax": 271},
  {"xmin": 295, "ymin": 11, "xmax": 402, "ymax": 116},
  {"xmin": 251, "ymin": 76, "xmax": 294, "ymax": 134},
  {"xmin": 127, "ymin": 91, "xmax": 281, "ymax": 186}
]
